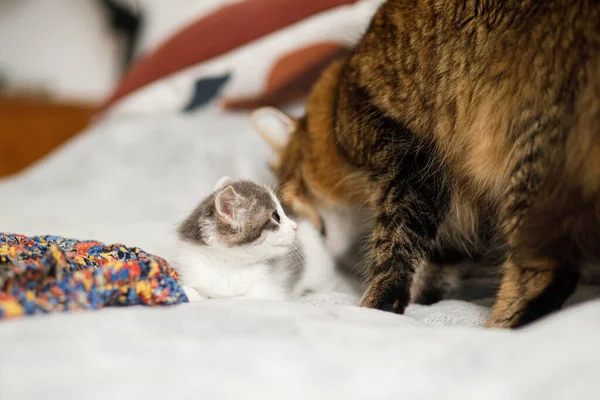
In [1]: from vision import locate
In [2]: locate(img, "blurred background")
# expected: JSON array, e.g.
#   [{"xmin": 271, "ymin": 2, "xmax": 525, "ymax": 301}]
[
  {"xmin": 0, "ymin": 0, "xmax": 230, "ymax": 177},
  {"xmin": 0, "ymin": 0, "xmax": 369, "ymax": 179},
  {"xmin": 0, "ymin": 0, "xmax": 138, "ymax": 177}
]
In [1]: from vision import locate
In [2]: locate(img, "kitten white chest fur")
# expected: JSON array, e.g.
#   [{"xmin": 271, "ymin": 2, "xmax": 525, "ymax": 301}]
[
  {"xmin": 175, "ymin": 223, "xmax": 352, "ymax": 302},
  {"xmin": 292, "ymin": 220, "xmax": 348, "ymax": 296},
  {"xmin": 175, "ymin": 240, "xmax": 286, "ymax": 301}
]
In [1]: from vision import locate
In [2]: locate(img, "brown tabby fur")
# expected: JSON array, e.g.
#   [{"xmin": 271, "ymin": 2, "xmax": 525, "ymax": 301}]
[{"xmin": 260, "ymin": 0, "xmax": 600, "ymax": 328}]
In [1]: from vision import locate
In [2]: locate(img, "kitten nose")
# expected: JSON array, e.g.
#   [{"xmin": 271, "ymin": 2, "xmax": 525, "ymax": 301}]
[{"xmin": 291, "ymin": 222, "xmax": 298, "ymax": 231}]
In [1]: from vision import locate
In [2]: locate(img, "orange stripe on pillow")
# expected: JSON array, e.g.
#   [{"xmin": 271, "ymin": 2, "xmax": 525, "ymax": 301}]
[
  {"xmin": 99, "ymin": 0, "xmax": 359, "ymax": 114},
  {"xmin": 222, "ymin": 42, "xmax": 351, "ymax": 110}
]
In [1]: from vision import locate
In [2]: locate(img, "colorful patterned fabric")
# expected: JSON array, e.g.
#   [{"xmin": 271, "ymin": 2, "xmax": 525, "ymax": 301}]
[{"xmin": 0, "ymin": 234, "xmax": 188, "ymax": 320}]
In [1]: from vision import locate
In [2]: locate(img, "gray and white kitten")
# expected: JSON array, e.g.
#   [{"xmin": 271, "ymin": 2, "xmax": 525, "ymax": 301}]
[{"xmin": 175, "ymin": 177, "xmax": 347, "ymax": 302}]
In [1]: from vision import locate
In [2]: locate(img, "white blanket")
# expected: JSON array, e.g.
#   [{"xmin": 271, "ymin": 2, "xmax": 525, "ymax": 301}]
[{"xmin": 1, "ymin": 109, "xmax": 599, "ymax": 399}]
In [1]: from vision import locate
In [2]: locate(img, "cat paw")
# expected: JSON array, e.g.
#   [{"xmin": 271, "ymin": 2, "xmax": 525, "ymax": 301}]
[
  {"xmin": 360, "ymin": 274, "xmax": 410, "ymax": 314},
  {"xmin": 182, "ymin": 286, "xmax": 206, "ymax": 302},
  {"xmin": 485, "ymin": 312, "xmax": 521, "ymax": 329},
  {"xmin": 485, "ymin": 303, "xmax": 525, "ymax": 329},
  {"xmin": 485, "ymin": 316, "xmax": 512, "ymax": 329}
]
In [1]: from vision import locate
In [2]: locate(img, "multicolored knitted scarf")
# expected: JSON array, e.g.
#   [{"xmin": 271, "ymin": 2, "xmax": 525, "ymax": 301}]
[{"xmin": 0, "ymin": 234, "xmax": 188, "ymax": 319}]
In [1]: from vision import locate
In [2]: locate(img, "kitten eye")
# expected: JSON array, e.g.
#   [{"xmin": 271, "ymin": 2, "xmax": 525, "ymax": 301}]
[
  {"xmin": 272, "ymin": 211, "xmax": 281, "ymax": 223},
  {"xmin": 319, "ymin": 216, "xmax": 326, "ymax": 237}
]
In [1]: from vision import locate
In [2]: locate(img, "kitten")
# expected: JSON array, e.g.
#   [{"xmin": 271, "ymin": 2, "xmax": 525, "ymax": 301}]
[
  {"xmin": 253, "ymin": 0, "xmax": 600, "ymax": 328},
  {"xmin": 175, "ymin": 177, "xmax": 348, "ymax": 302}
]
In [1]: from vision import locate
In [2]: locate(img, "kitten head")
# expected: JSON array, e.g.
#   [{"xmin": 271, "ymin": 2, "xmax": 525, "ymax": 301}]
[
  {"xmin": 179, "ymin": 177, "xmax": 298, "ymax": 261},
  {"xmin": 251, "ymin": 61, "xmax": 372, "ymax": 258}
]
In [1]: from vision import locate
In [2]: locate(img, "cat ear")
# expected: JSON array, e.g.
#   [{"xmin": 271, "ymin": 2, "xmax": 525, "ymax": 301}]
[
  {"xmin": 251, "ymin": 107, "xmax": 296, "ymax": 153},
  {"xmin": 215, "ymin": 185, "xmax": 243, "ymax": 224},
  {"xmin": 214, "ymin": 176, "xmax": 233, "ymax": 191}
]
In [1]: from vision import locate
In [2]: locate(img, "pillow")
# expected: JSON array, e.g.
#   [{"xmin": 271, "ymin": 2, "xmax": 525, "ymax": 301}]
[
  {"xmin": 110, "ymin": 0, "xmax": 238, "ymax": 57},
  {"xmin": 0, "ymin": 0, "xmax": 122, "ymax": 102},
  {"xmin": 99, "ymin": 0, "xmax": 384, "ymax": 116}
]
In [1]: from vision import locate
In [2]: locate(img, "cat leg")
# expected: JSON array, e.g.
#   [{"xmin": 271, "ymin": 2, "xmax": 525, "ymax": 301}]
[
  {"xmin": 487, "ymin": 187, "xmax": 580, "ymax": 328},
  {"xmin": 360, "ymin": 175, "xmax": 449, "ymax": 314},
  {"xmin": 486, "ymin": 251, "xmax": 579, "ymax": 328},
  {"xmin": 486, "ymin": 117, "xmax": 580, "ymax": 328}
]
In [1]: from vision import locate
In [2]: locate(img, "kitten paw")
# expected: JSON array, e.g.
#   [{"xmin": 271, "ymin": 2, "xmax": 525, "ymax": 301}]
[
  {"xmin": 182, "ymin": 286, "xmax": 206, "ymax": 302},
  {"xmin": 360, "ymin": 274, "xmax": 410, "ymax": 314}
]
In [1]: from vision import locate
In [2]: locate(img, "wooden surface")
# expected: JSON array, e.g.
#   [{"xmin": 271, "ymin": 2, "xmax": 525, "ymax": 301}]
[{"xmin": 0, "ymin": 97, "xmax": 96, "ymax": 178}]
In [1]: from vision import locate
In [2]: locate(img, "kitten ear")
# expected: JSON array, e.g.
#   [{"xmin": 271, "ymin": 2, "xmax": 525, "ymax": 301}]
[
  {"xmin": 215, "ymin": 185, "xmax": 243, "ymax": 224},
  {"xmin": 214, "ymin": 176, "xmax": 233, "ymax": 191},
  {"xmin": 251, "ymin": 107, "xmax": 296, "ymax": 153}
]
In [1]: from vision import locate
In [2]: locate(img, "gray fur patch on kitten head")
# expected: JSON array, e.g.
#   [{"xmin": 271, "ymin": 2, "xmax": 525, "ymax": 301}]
[{"xmin": 178, "ymin": 178, "xmax": 280, "ymax": 247}]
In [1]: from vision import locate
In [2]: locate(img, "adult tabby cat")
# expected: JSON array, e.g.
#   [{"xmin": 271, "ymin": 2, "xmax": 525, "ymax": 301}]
[{"xmin": 252, "ymin": 0, "xmax": 600, "ymax": 328}]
